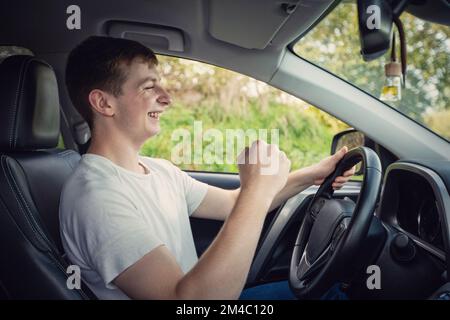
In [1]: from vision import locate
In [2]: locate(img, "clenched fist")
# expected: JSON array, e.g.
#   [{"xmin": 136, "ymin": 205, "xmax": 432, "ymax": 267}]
[{"xmin": 237, "ymin": 140, "xmax": 291, "ymax": 199}]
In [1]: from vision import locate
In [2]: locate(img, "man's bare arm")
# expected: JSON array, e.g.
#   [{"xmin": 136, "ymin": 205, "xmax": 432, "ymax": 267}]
[
  {"xmin": 114, "ymin": 187, "xmax": 271, "ymax": 299},
  {"xmin": 114, "ymin": 141, "xmax": 291, "ymax": 299},
  {"xmin": 190, "ymin": 169, "xmax": 311, "ymax": 221},
  {"xmin": 192, "ymin": 147, "xmax": 356, "ymax": 221},
  {"xmin": 268, "ymin": 166, "xmax": 316, "ymax": 211},
  {"xmin": 190, "ymin": 186, "xmax": 239, "ymax": 221},
  {"xmin": 193, "ymin": 161, "xmax": 354, "ymax": 221}
]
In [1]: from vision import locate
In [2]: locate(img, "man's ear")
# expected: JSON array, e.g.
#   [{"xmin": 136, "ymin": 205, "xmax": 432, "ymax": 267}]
[{"xmin": 88, "ymin": 89, "xmax": 116, "ymax": 117}]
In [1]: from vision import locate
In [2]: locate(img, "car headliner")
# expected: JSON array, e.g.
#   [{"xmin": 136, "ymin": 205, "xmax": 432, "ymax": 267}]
[{"xmin": 0, "ymin": 0, "xmax": 341, "ymax": 82}]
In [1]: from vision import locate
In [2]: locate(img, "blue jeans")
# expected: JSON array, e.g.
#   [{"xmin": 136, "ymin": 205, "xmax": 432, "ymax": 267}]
[
  {"xmin": 239, "ymin": 281, "xmax": 349, "ymax": 300},
  {"xmin": 239, "ymin": 281, "xmax": 296, "ymax": 300}
]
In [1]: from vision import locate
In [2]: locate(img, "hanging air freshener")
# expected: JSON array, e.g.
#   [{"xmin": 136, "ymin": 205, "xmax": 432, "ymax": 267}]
[
  {"xmin": 380, "ymin": 34, "xmax": 402, "ymax": 101},
  {"xmin": 380, "ymin": 16, "xmax": 407, "ymax": 103}
]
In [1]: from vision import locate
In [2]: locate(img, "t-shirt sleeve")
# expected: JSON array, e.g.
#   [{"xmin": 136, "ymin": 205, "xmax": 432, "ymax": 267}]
[
  {"xmin": 181, "ymin": 170, "xmax": 209, "ymax": 216},
  {"xmin": 75, "ymin": 188, "xmax": 163, "ymax": 289},
  {"xmin": 166, "ymin": 162, "xmax": 209, "ymax": 216}
]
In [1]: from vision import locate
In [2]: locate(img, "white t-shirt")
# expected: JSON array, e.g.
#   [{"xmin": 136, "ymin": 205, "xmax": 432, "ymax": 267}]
[{"xmin": 59, "ymin": 153, "xmax": 209, "ymax": 299}]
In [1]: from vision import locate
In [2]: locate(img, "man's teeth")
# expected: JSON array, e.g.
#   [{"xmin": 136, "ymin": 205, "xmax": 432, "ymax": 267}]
[{"xmin": 148, "ymin": 112, "xmax": 160, "ymax": 119}]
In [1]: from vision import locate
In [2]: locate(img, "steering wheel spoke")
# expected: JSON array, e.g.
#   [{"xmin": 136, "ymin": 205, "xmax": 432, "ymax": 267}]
[
  {"xmin": 309, "ymin": 197, "xmax": 327, "ymax": 221},
  {"xmin": 298, "ymin": 243, "xmax": 332, "ymax": 282}
]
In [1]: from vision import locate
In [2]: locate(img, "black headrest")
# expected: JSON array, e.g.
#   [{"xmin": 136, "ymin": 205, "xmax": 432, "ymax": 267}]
[{"xmin": 0, "ymin": 55, "xmax": 60, "ymax": 151}]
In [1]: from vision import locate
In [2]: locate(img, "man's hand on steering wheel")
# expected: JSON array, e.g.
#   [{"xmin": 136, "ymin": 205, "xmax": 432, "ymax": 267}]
[{"xmin": 310, "ymin": 146, "xmax": 356, "ymax": 189}]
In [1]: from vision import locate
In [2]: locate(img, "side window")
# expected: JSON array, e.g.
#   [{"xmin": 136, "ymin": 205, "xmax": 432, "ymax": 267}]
[{"xmin": 140, "ymin": 56, "xmax": 349, "ymax": 173}]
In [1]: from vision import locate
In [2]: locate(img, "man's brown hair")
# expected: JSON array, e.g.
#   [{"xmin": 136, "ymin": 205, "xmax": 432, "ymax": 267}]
[{"xmin": 65, "ymin": 36, "xmax": 158, "ymax": 131}]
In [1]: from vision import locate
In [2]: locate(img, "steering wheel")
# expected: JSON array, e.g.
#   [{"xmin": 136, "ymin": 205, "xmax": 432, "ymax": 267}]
[{"xmin": 289, "ymin": 147, "xmax": 382, "ymax": 299}]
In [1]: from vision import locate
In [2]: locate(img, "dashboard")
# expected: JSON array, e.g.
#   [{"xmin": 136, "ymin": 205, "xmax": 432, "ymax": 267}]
[
  {"xmin": 388, "ymin": 169, "xmax": 444, "ymax": 250},
  {"xmin": 378, "ymin": 162, "xmax": 450, "ymax": 260},
  {"xmin": 239, "ymin": 157, "xmax": 450, "ymax": 298}
]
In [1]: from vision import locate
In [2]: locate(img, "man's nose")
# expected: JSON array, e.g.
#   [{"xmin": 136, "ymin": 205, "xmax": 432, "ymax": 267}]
[{"xmin": 157, "ymin": 87, "xmax": 171, "ymax": 107}]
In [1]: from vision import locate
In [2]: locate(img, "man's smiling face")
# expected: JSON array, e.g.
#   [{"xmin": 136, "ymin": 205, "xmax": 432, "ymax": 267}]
[{"xmin": 112, "ymin": 57, "xmax": 171, "ymax": 143}]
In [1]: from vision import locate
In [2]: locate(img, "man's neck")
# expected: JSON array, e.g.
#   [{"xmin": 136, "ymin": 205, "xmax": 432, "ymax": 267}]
[{"xmin": 87, "ymin": 129, "xmax": 146, "ymax": 175}]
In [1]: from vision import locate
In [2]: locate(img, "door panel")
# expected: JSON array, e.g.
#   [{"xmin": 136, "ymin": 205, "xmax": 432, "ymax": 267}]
[
  {"xmin": 187, "ymin": 171, "xmax": 240, "ymax": 190},
  {"xmin": 187, "ymin": 171, "xmax": 239, "ymax": 256}
]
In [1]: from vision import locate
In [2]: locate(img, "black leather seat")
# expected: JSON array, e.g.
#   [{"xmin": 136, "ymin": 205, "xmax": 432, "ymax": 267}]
[{"xmin": 0, "ymin": 55, "xmax": 95, "ymax": 299}]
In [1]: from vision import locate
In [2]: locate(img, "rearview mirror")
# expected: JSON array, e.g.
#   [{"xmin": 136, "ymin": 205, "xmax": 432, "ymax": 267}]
[
  {"xmin": 331, "ymin": 129, "xmax": 365, "ymax": 175},
  {"xmin": 357, "ymin": 0, "xmax": 408, "ymax": 61},
  {"xmin": 357, "ymin": 0, "xmax": 393, "ymax": 61}
]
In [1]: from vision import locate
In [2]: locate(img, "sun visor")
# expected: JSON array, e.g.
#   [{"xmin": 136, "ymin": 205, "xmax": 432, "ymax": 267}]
[
  {"xmin": 107, "ymin": 21, "xmax": 185, "ymax": 52},
  {"xmin": 208, "ymin": 0, "xmax": 302, "ymax": 49}
]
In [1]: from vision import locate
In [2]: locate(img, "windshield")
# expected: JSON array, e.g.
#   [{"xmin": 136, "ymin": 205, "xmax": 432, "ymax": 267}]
[{"xmin": 293, "ymin": 1, "xmax": 450, "ymax": 141}]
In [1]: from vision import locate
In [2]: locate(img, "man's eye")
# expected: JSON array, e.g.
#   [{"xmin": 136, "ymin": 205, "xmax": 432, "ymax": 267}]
[{"xmin": 144, "ymin": 86, "xmax": 154, "ymax": 90}]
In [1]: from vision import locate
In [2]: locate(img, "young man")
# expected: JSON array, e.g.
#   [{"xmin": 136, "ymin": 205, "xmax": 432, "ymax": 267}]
[{"xmin": 60, "ymin": 36, "xmax": 354, "ymax": 300}]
